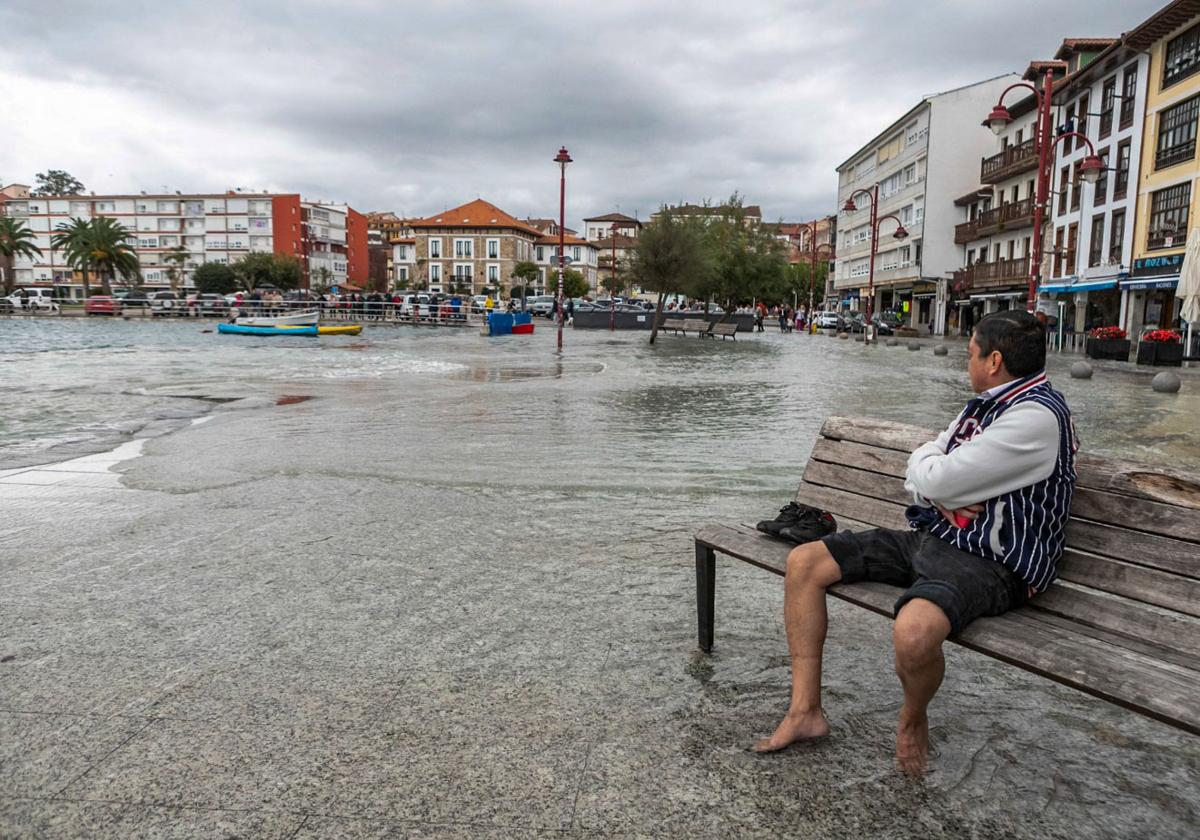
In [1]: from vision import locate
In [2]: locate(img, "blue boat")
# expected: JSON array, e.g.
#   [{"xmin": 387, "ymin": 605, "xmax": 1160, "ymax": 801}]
[{"xmin": 218, "ymin": 323, "xmax": 318, "ymax": 336}]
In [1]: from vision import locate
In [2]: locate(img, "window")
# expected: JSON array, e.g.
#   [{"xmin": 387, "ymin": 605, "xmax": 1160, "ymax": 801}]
[
  {"xmin": 1164, "ymin": 22, "xmax": 1200, "ymax": 89},
  {"xmin": 396, "ymin": 244, "xmax": 408, "ymax": 260},
  {"xmin": 1147, "ymin": 182, "xmax": 1191, "ymax": 249},
  {"xmin": 1109, "ymin": 209, "xmax": 1125, "ymax": 263},
  {"xmin": 429, "ymin": 263, "xmax": 442, "ymax": 281},
  {"xmin": 901, "ymin": 205, "xmax": 913, "ymax": 225},
  {"xmin": 1058, "ymin": 167, "xmax": 1069, "ymax": 214},
  {"xmin": 1114, "ymin": 140, "xmax": 1131, "ymax": 198},
  {"xmin": 1070, "ymin": 161, "xmax": 1082, "ymax": 211},
  {"xmin": 1065, "ymin": 223, "xmax": 1078, "ymax": 275},
  {"xmin": 905, "ymin": 124, "xmax": 927, "ymax": 146},
  {"xmin": 429, "ymin": 238, "xmax": 442, "ymax": 258},
  {"xmin": 487, "ymin": 264, "xmax": 499, "ymax": 283},
  {"xmin": 913, "ymin": 239, "xmax": 922, "ymax": 265},
  {"xmin": 1062, "ymin": 104, "xmax": 1076, "ymax": 154},
  {"xmin": 1088, "ymin": 215, "xmax": 1105, "ymax": 267},
  {"xmin": 877, "ymin": 135, "xmax": 903, "ymax": 164},
  {"xmin": 1154, "ymin": 94, "xmax": 1199, "ymax": 170},
  {"xmin": 903, "ymin": 163, "xmax": 918, "ymax": 184},
  {"xmin": 572, "ymin": 246, "xmax": 581, "ymax": 262},
  {"xmin": 454, "ymin": 238, "xmax": 473, "ymax": 258},
  {"xmin": 1077, "ymin": 93, "xmax": 1090, "ymax": 139},
  {"xmin": 1094, "ymin": 148, "xmax": 1110, "ymax": 206},
  {"xmin": 1120, "ymin": 66, "xmax": 1137, "ymax": 128},
  {"xmin": 535, "ymin": 246, "xmax": 545, "ymax": 261},
  {"xmin": 1099, "ymin": 77, "xmax": 1116, "ymax": 138},
  {"xmin": 487, "ymin": 238, "xmax": 499, "ymax": 259},
  {"xmin": 914, "ymin": 201, "xmax": 924, "ymax": 224},
  {"xmin": 1053, "ymin": 228, "xmax": 1065, "ymax": 277}
]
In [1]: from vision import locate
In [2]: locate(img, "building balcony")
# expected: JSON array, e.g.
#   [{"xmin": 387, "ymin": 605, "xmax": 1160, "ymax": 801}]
[
  {"xmin": 952, "ymin": 256, "xmax": 1031, "ymax": 293},
  {"xmin": 955, "ymin": 220, "xmax": 980, "ymax": 244},
  {"xmin": 976, "ymin": 196, "xmax": 1035, "ymax": 237},
  {"xmin": 980, "ymin": 138, "xmax": 1037, "ymax": 184}
]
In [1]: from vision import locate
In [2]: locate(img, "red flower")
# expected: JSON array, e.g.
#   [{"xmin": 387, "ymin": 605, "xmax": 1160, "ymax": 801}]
[
  {"xmin": 1143, "ymin": 329, "xmax": 1181, "ymax": 343},
  {"xmin": 1088, "ymin": 325, "xmax": 1127, "ymax": 340}
]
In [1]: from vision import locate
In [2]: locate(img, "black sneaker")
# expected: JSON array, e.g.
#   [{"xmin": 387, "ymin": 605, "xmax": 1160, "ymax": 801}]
[
  {"xmin": 756, "ymin": 501, "xmax": 809, "ymax": 536},
  {"xmin": 778, "ymin": 508, "xmax": 837, "ymax": 544}
]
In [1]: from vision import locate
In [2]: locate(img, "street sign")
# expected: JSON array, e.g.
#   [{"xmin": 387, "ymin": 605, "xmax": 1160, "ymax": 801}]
[{"xmin": 558, "ymin": 256, "xmax": 574, "ymax": 265}]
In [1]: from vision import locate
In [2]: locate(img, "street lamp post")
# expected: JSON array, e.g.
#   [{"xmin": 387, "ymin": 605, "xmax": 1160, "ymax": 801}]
[
  {"xmin": 554, "ymin": 146, "xmax": 572, "ymax": 351},
  {"xmin": 796, "ymin": 221, "xmax": 834, "ymax": 332},
  {"xmin": 983, "ymin": 70, "xmax": 1105, "ymax": 313},
  {"xmin": 842, "ymin": 183, "xmax": 909, "ymax": 344},
  {"xmin": 610, "ymin": 225, "xmax": 618, "ymax": 331}
]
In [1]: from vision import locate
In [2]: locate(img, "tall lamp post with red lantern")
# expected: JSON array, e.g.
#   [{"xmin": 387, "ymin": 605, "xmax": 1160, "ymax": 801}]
[
  {"xmin": 982, "ymin": 70, "xmax": 1104, "ymax": 313},
  {"xmin": 795, "ymin": 220, "xmax": 834, "ymax": 332},
  {"xmin": 554, "ymin": 146, "xmax": 572, "ymax": 351},
  {"xmin": 842, "ymin": 183, "xmax": 909, "ymax": 345}
]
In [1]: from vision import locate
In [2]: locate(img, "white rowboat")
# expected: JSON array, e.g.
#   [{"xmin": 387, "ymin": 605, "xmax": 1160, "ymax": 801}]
[{"xmin": 236, "ymin": 310, "xmax": 320, "ymax": 327}]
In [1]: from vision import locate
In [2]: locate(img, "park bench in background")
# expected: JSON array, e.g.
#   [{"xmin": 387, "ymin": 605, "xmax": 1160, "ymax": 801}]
[
  {"xmin": 708, "ymin": 322, "xmax": 738, "ymax": 340},
  {"xmin": 694, "ymin": 415, "xmax": 1200, "ymax": 735},
  {"xmin": 659, "ymin": 317, "xmax": 688, "ymax": 336},
  {"xmin": 659, "ymin": 317, "xmax": 712, "ymax": 337}
]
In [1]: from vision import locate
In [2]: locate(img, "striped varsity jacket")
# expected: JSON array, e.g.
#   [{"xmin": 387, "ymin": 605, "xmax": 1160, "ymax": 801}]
[{"xmin": 904, "ymin": 372, "xmax": 1079, "ymax": 593}]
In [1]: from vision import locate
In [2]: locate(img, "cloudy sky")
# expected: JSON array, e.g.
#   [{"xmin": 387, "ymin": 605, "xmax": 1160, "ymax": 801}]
[{"xmin": 0, "ymin": 0, "xmax": 1165, "ymax": 228}]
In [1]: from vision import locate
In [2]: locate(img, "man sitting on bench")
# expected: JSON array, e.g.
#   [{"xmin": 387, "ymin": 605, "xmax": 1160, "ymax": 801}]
[{"xmin": 755, "ymin": 311, "xmax": 1078, "ymax": 774}]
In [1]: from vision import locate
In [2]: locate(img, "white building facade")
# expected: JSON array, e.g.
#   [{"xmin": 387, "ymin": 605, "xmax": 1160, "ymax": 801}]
[{"xmin": 835, "ymin": 74, "xmax": 1018, "ymax": 334}]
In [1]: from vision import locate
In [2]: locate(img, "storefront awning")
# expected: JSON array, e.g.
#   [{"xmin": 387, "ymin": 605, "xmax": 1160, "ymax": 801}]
[
  {"xmin": 1038, "ymin": 283, "xmax": 1072, "ymax": 293},
  {"xmin": 1071, "ymin": 279, "xmax": 1119, "ymax": 292},
  {"xmin": 969, "ymin": 291, "xmax": 1026, "ymax": 300},
  {"xmin": 1121, "ymin": 276, "xmax": 1179, "ymax": 291}
]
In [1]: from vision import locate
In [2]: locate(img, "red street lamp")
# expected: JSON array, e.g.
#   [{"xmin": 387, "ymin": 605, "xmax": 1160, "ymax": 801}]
[
  {"xmin": 554, "ymin": 146, "xmax": 572, "ymax": 350},
  {"xmin": 842, "ymin": 182, "xmax": 908, "ymax": 344},
  {"xmin": 795, "ymin": 220, "xmax": 834, "ymax": 332},
  {"xmin": 983, "ymin": 70, "xmax": 1105, "ymax": 313}
]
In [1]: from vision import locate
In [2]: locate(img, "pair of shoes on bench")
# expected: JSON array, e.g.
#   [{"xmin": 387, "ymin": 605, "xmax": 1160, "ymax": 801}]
[{"xmin": 756, "ymin": 502, "xmax": 837, "ymax": 544}]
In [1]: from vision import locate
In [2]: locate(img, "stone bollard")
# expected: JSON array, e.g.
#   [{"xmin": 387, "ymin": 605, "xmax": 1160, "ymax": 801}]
[
  {"xmin": 1070, "ymin": 361, "xmax": 1094, "ymax": 379},
  {"xmin": 855, "ymin": 335, "xmax": 865, "ymax": 342},
  {"xmin": 1152, "ymin": 371, "xmax": 1181, "ymax": 394},
  {"xmin": 908, "ymin": 341, "xmax": 921, "ymax": 351},
  {"xmin": 886, "ymin": 338, "xmax": 899, "ymax": 347},
  {"xmin": 838, "ymin": 332, "xmax": 849, "ymax": 340},
  {"xmin": 933, "ymin": 345, "xmax": 948, "ymax": 356}
]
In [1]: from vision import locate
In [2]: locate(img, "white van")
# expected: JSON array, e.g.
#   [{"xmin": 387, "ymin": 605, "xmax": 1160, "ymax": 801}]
[{"xmin": 6, "ymin": 288, "xmax": 60, "ymax": 313}]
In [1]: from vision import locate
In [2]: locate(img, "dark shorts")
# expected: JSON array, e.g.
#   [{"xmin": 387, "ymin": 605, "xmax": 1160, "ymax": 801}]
[{"xmin": 821, "ymin": 528, "xmax": 1028, "ymax": 636}]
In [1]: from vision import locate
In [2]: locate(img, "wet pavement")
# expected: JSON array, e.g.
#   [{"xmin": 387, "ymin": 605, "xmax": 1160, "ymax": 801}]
[{"xmin": 1, "ymin": 319, "xmax": 1197, "ymax": 837}]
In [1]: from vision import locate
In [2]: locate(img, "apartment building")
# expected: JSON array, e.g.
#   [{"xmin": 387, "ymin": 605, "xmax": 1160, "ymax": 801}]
[
  {"xmin": 1044, "ymin": 38, "xmax": 1149, "ymax": 337},
  {"xmin": 532, "ymin": 233, "xmax": 599, "ymax": 294},
  {"xmin": 584, "ymin": 212, "xmax": 643, "ymax": 286},
  {"xmin": 649, "ymin": 203, "xmax": 763, "ymax": 226},
  {"xmin": 407, "ymin": 198, "xmax": 540, "ymax": 295},
  {"xmin": 583, "ymin": 212, "xmax": 641, "ymax": 241},
  {"xmin": 2, "ymin": 191, "xmax": 367, "ymax": 295},
  {"xmin": 836, "ymin": 74, "xmax": 1016, "ymax": 334},
  {"xmin": 1127, "ymin": 0, "xmax": 1200, "ymax": 334}
]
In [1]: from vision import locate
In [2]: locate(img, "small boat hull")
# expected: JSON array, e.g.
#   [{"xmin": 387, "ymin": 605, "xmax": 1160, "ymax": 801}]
[
  {"xmin": 218, "ymin": 323, "xmax": 318, "ymax": 336},
  {"xmin": 236, "ymin": 310, "xmax": 320, "ymax": 327},
  {"xmin": 316, "ymin": 325, "xmax": 363, "ymax": 335}
]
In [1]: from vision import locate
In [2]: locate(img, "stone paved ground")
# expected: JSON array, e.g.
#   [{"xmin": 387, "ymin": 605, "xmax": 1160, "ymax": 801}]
[{"xmin": 1, "ymin": 388, "xmax": 1197, "ymax": 839}]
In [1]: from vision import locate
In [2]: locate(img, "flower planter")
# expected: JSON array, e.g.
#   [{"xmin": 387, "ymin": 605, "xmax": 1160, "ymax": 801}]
[
  {"xmin": 1136, "ymin": 341, "xmax": 1183, "ymax": 367},
  {"xmin": 1085, "ymin": 338, "xmax": 1131, "ymax": 361}
]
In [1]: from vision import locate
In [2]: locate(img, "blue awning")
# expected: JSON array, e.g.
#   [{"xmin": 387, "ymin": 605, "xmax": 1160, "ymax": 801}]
[
  {"xmin": 1070, "ymin": 279, "xmax": 1119, "ymax": 292},
  {"xmin": 1038, "ymin": 283, "xmax": 1072, "ymax": 293},
  {"xmin": 1121, "ymin": 276, "xmax": 1179, "ymax": 291}
]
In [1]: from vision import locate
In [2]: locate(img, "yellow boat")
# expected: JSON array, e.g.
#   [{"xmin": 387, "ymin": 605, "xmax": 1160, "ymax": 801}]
[{"xmin": 277, "ymin": 324, "xmax": 363, "ymax": 335}]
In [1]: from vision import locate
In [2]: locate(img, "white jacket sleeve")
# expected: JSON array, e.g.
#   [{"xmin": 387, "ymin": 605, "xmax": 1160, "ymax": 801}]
[{"xmin": 903, "ymin": 401, "xmax": 1060, "ymax": 510}]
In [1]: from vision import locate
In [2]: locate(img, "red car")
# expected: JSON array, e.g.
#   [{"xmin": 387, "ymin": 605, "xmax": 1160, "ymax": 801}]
[{"xmin": 84, "ymin": 296, "xmax": 123, "ymax": 316}]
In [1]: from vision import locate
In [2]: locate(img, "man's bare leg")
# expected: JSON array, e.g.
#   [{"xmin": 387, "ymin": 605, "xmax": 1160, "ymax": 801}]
[
  {"xmin": 892, "ymin": 598, "xmax": 951, "ymax": 775},
  {"xmin": 754, "ymin": 541, "xmax": 842, "ymax": 752}
]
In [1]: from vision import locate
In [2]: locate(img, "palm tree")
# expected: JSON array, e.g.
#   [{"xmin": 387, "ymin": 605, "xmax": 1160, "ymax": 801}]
[
  {"xmin": 163, "ymin": 245, "xmax": 190, "ymax": 293},
  {"xmin": 0, "ymin": 216, "xmax": 43, "ymax": 296},
  {"xmin": 54, "ymin": 216, "xmax": 139, "ymax": 296},
  {"xmin": 52, "ymin": 217, "xmax": 95, "ymax": 298}
]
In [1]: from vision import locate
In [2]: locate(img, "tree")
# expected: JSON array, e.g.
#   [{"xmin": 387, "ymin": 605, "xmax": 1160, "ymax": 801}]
[
  {"xmin": 53, "ymin": 216, "xmax": 138, "ymax": 296},
  {"xmin": 697, "ymin": 195, "xmax": 788, "ymax": 312},
  {"xmin": 192, "ymin": 262, "xmax": 238, "ymax": 295},
  {"xmin": 163, "ymin": 245, "xmax": 190, "ymax": 292},
  {"xmin": 33, "ymin": 170, "xmax": 85, "ymax": 196},
  {"xmin": 557, "ymin": 268, "xmax": 589, "ymax": 300},
  {"xmin": 232, "ymin": 252, "xmax": 302, "ymax": 291},
  {"xmin": 0, "ymin": 216, "xmax": 43, "ymax": 296},
  {"xmin": 509, "ymin": 285, "xmax": 526, "ymax": 299},
  {"xmin": 629, "ymin": 208, "xmax": 713, "ymax": 344},
  {"xmin": 511, "ymin": 260, "xmax": 539, "ymax": 295},
  {"xmin": 311, "ymin": 266, "xmax": 333, "ymax": 295}
]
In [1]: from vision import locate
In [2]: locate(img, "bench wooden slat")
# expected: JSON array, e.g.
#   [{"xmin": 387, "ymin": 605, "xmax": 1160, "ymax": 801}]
[{"xmin": 694, "ymin": 524, "xmax": 1200, "ymax": 734}]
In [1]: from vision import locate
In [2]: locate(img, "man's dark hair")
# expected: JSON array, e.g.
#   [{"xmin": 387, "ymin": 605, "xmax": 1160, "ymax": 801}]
[{"xmin": 973, "ymin": 310, "xmax": 1045, "ymax": 376}]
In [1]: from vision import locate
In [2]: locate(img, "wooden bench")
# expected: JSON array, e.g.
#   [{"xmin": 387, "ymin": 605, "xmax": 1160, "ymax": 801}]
[
  {"xmin": 694, "ymin": 415, "xmax": 1200, "ymax": 735},
  {"xmin": 659, "ymin": 317, "xmax": 688, "ymax": 335},
  {"xmin": 660, "ymin": 317, "xmax": 711, "ymax": 337},
  {"xmin": 708, "ymin": 322, "xmax": 738, "ymax": 340}
]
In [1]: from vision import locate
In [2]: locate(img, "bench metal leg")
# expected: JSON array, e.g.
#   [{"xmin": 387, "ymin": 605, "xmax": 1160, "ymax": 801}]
[{"xmin": 695, "ymin": 541, "xmax": 716, "ymax": 653}]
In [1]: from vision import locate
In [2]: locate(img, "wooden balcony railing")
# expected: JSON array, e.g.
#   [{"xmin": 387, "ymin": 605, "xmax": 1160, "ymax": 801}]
[
  {"xmin": 977, "ymin": 196, "xmax": 1035, "ymax": 236},
  {"xmin": 980, "ymin": 138, "xmax": 1038, "ymax": 184},
  {"xmin": 952, "ymin": 256, "xmax": 1031, "ymax": 294},
  {"xmin": 955, "ymin": 220, "xmax": 980, "ymax": 244}
]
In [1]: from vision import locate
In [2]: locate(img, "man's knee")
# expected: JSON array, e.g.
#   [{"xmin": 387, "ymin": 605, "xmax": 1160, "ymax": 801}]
[
  {"xmin": 786, "ymin": 541, "xmax": 841, "ymax": 589},
  {"xmin": 893, "ymin": 599, "xmax": 950, "ymax": 667}
]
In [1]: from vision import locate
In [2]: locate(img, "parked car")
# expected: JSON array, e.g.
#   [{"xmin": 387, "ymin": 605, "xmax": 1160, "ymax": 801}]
[
  {"xmin": 813, "ymin": 311, "xmax": 844, "ymax": 329},
  {"xmin": 186, "ymin": 293, "xmax": 229, "ymax": 317},
  {"xmin": 527, "ymin": 295, "xmax": 555, "ymax": 317},
  {"xmin": 6, "ymin": 288, "xmax": 60, "ymax": 313},
  {"xmin": 398, "ymin": 293, "xmax": 432, "ymax": 318},
  {"xmin": 149, "ymin": 291, "xmax": 180, "ymax": 317},
  {"xmin": 115, "ymin": 290, "xmax": 151, "ymax": 308},
  {"xmin": 84, "ymin": 296, "xmax": 123, "ymax": 316}
]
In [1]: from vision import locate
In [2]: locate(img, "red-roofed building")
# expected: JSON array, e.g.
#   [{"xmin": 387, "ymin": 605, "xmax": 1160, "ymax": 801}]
[
  {"xmin": 533, "ymin": 231, "xmax": 599, "ymax": 294},
  {"xmin": 408, "ymin": 198, "xmax": 542, "ymax": 294}
]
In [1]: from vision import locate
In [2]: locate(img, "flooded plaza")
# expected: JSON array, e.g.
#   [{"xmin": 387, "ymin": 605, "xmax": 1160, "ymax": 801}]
[{"xmin": 1, "ymin": 318, "xmax": 1197, "ymax": 837}]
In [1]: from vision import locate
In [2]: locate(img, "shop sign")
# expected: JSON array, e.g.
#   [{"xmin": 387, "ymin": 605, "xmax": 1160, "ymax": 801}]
[
  {"xmin": 911, "ymin": 281, "xmax": 937, "ymax": 294},
  {"xmin": 1131, "ymin": 254, "xmax": 1183, "ymax": 278}
]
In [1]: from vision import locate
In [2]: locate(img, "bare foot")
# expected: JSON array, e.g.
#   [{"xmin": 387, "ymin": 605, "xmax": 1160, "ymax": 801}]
[
  {"xmin": 896, "ymin": 708, "xmax": 929, "ymax": 775},
  {"xmin": 754, "ymin": 708, "xmax": 830, "ymax": 753}
]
